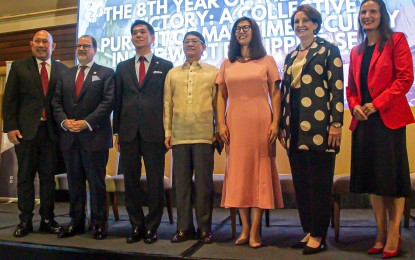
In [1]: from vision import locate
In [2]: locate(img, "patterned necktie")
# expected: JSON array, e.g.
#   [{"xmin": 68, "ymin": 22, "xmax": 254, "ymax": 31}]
[
  {"xmin": 75, "ymin": 66, "xmax": 87, "ymax": 98},
  {"xmin": 139, "ymin": 56, "xmax": 146, "ymax": 87},
  {"xmin": 40, "ymin": 61, "xmax": 48, "ymax": 119}
]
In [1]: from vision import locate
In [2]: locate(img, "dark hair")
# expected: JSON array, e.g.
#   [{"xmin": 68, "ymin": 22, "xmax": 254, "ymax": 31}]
[
  {"xmin": 79, "ymin": 34, "xmax": 97, "ymax": 49},
  {"xmin": 183, "ymin": 31, "xmax": 206, "ymax": 44},
  {"xmin": 228, "ymin": 17, "xmax": 266, "ymax": 63},
  {"xmin": 290, "ymin": 4, "xmax": 322, "ymax": 35},
  {"xmin": 130, "ymin": 20, "xmax": 155, "ymax": 36},
  {"xmin": 357, "ymin": 0, "xmax": 393, "ymax": 54}
]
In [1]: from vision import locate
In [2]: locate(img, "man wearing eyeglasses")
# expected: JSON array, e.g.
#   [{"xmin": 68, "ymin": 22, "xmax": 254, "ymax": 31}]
[
  {"xmin": 52, "ymin": 35, "xmax": 114, "ymax": 240},
  {"xmin": 2, "ymin": 30, "xmax": 68, "ymax": 238},
  {"xmin": 164, "ymin": 31, "xmax": 218, "ymax": 244},
  {"xmin": 113, "ymin": 20, "xmax": 173, "ymax": 244}
]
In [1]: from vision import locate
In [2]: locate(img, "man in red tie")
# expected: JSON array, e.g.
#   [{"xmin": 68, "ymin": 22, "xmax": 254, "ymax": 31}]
[
  {"xmin": 2, "ymin": 30, "xmax": 68, "ymax": 237},
  {"xmin": 52, "ymin": 35, "xmax": 114, "ymax": 240},
  {"xmin": 113, "ymin": 20, "xmax": 173, "ymax": 244}
]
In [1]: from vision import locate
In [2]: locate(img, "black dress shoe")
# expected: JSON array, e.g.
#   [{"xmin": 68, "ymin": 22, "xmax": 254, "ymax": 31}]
[
  {"xmin": 291, "ymin": 241, "xmax": 307, "ymax": 249},
  {"xmin": 303, "ymin": 239, "xmax": 327, "ymax": 255},
  {"xmin": 39, "ymin": 219, "xmax": 62, "ymax": 234},
  {"xmin": 144, "ymin": 230, "xmax": 158, "ymax": 244},
  {"xmin": 58, "ymin": 223, "xmax": 85, "ymax": 238},
  {"xmin": 14, "ymin": 222, "xmax": 33, "ymax": 238},
  {"xmin": 126, "ymin": 226, "xmax": 144, "ymax": 244},
  {"xmin": 171, "ymin": 230, "xmax": 196, "ymax": 243},
  {"xmin": 198, "ymin": 231, "xmax": 213, "ymax": 244},
  {"xmin": 94, "ymin": 224, "xmax": 107, "ymax": 240}
]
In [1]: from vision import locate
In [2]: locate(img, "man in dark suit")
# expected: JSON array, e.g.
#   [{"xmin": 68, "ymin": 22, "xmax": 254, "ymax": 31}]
[
  {"xmin": 2, "ymin": 30, "xmax": 67, "ymax": 237},
  {"xmin": 52, "ymin": 35, "xmax": 114, "ymax": 240},
  {"xmin": 113, "ymin": 20, "xmax": 173, "ymax": 244}
]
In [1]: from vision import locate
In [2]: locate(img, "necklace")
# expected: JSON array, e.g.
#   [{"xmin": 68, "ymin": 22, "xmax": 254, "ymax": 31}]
[
  {"xmin": 299, "ymin": 39, "xmax": 315, "ymax": 52},
  {"xmin": 237, "ymin": 56, "xmax": 251, "ymax": 63}
]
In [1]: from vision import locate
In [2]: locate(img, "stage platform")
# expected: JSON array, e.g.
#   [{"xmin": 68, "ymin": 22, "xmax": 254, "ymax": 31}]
[{"xmin": 1, "ymin": 202, "xmax": 415, "ymax": 259}]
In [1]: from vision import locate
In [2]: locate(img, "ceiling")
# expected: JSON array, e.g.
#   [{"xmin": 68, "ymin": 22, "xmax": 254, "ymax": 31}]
[{"xmin": 0, "ymin": 0, "xmax": 77, "ymax": 18}]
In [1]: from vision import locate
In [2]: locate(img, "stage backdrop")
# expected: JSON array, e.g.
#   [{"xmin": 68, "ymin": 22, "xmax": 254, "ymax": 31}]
[{"xmin": 77, "ymin": 0, "xmax": 415, "ymax": 107}]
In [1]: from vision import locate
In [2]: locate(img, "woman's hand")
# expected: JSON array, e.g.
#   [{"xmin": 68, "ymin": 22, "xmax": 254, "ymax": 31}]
[
  {"xmin": 352, "ymin": 105, "xmax": 368, "ymax": 121},
  {"xmin": 278, "ymin": 130, "xmax": 287, "ymax": 149},
  {"xmin": 328, "ymin": 125, "xmax": 342, "ymax": 148},
  {"xmin": 268, "ymin": 122, "xmax": 278, "ymax": 143},
  {"xmin": 362, "ymin": 103, "xmax": 378, "ymax": 117},
  {"xmin": 218, "ymin": 123, "xmax": 230, "ymax": 145}
]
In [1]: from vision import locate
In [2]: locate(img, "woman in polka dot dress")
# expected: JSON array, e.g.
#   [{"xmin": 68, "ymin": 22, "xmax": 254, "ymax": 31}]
[
  {"xmin": 347, "ymin": 0, "xmax": 414, "ymax": 257},
  {"xmin": 279, "ymin": 4, "xmax": 344, "ymax": 255}
]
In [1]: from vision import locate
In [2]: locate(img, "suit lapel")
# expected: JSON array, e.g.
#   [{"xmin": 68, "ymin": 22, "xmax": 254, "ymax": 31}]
[
  {"xmin": 48, "ymin": 59, "xmax": 58, "ymax": 97},
  {"xmin": 141, "ymin": 55, "xmax": 160, "ymax": 88},
  {"xmin": 354, "ymin": 49, "xmax": 364, "ymax": 92},
  {"xmin": 127, "ymin": 57, "xmax": 140, "ymax": 90},
  {"xmin": 78, "ymin": 63, "xmax": 97, "ymax": 100},
  {"xmin": 28, "ymin": 57, "xmax": 45, "ymax": 97},
  {"xmin": 302, "ymin": 37, "xmax": 323, "ymax": 70},
  {"xmin": 369, "ymin": 44, "xmax": 382, "ymax": 74}
]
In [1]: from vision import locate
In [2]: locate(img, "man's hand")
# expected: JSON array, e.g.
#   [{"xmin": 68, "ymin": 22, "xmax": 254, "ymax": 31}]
[
  {"xmin": 164, "ymin": 137, "xmax": 172, "ymax": 149},
  {"xmin": 7, "ymin": 130, "xmax": 23, "ymax": 144},
  {"xmin": 70, "ymin": 120, "xmax": 88, "ymax": 132}
]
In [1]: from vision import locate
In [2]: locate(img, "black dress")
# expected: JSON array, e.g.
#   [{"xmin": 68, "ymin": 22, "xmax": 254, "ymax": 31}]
[{"xmin": 350, "ymin": 44, "xmax": 411, "ymax": 197}]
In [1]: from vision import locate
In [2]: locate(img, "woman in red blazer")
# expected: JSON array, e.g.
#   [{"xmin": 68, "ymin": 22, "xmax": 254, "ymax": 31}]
[{"xmin": 346, "ymin": 0, "xmax": 415, "ymax": 258}]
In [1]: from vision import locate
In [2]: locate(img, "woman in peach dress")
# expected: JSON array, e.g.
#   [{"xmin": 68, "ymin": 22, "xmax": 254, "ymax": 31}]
[{"xmin": 216, "ymin": 17, "xmax": 284, "ymax": 248}]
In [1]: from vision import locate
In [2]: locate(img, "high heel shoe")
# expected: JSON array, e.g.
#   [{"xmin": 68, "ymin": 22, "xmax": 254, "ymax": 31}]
[
  {"xmin": 303, "ymin": 238, "xmax": 327, "ymax": 255},
  {"xmin": 291, "ymin": 241, "xmax": 307, "ymax": 249},
  {"xmin": 249, "ymin": 239, "xmax": 262, "ymax": 249},
  {"xmin": 367, "ymin": 246, "xmax": 384, "ymax": 254},
  {"xmin": 381, "ymin": 237, "xmax": 401, "ymax": 259}
]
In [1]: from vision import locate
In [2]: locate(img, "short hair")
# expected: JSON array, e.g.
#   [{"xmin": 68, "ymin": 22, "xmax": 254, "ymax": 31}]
[
  {"xmin": 79, "ymin": 34, "xmax": 97, "ymax": 49},
  {"xmin": 228, "ymin": 17, "xmax": 267, "ymax": 63},
  {"xmin": 290, "ymin": 4, "xmax": 322, "ymax": 35},
  {"xmin": 183, "ymin": 31, "xmax": 206, "ymax": 44},
  {"xmin": 357, "ymin": 0, "xmax": 394, "ymax": 54},
  {"xmin": 130, "ymin": 20, "xmax": 155, "ymax": 36}
]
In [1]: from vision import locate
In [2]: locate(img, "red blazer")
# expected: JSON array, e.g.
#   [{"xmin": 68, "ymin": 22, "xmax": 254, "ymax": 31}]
[{"xmin": 346, "ymin": 32, "xmax": 415, "ymax": 131}]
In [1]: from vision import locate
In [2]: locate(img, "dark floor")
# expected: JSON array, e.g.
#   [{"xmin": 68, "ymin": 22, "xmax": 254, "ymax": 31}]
[{"xmin": 1, "ymin": 202, "xmax": 415, "ymax": 259}]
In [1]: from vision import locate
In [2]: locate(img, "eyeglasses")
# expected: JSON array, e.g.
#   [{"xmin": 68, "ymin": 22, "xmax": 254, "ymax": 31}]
[
  {"xmin": 183, "ymin": 39, "xmax": 204, "ymax": 45},
  {"xmin": 75, "ymin": 44, "xmax": 93, "ymax": 50},
  {"xmin": 235, "ymin": 25, "xmax": 251, "ymax": 33}
]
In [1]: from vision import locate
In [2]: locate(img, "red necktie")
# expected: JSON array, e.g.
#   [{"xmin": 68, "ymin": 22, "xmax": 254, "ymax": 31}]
[
  {"xmin": 75, "ymin": 66, "xmax": 87, "ymax": 99},
  {"xmin": 139, "ymin": 56, "xmax": 146, "ymax": 87},
  {"xmin": 40, "ymin": 61, "xmax": 49, "ymax": 119}
]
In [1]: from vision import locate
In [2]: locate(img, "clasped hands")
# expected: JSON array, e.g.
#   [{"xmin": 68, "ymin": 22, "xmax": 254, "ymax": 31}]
[
  {"xmin": 63, "ymin": 119, "xmax": 88, "ymax": 132},
  {"xmin": 353, "ymin": 103, "xmax": 377, "ymax": 121}
]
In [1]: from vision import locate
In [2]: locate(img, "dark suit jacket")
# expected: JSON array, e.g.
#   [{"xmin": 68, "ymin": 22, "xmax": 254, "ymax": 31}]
[
  {"xmin": 2, "ymin": 57, "xmax": 68, "ymax": 142},
  {"xmin": 346, "ymin": 32, "xmax": 415, "ymax": 131},
  {"xmin": 52, "ymin": 63, "xmax": 115, "ymax": 151},
  {"xmin": 280, "ymin": 37, "xmax": 344, "ymax": 153},
  {"xmin": 113, "ymin": 55, "xmax": 173, "ymax": 143}
]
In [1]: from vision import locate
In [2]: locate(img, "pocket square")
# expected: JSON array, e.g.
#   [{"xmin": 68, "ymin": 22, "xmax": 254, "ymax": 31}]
[
  {"xmin": 153, "ymin": 71, "xmax": 163, "ymax": 74},
  {"xmin": 92, "ymin": 75, "xmax": 100, "ymax": 82}
]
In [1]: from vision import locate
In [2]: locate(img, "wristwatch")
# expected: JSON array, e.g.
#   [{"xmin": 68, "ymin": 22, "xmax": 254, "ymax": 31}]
[{"xmin": 331, "ymin": 122, "xmax": 342, "ymax": 128}]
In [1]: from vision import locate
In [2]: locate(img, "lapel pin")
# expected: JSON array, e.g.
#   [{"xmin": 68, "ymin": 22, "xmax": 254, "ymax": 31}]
[{"xmin": 93, "ymin": 71, "xmax": 97, "ymax": 74}]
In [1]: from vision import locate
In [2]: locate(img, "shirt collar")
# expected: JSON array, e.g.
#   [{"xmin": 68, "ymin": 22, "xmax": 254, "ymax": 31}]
[
  {"xmin": 78, "ymin": 61, "xmax": 94, "ymax": 69},
  {"xmin": 36, "ymin": 58, "xmax": 51, "ymax": 66},
  {"xmin": 135, "ymin": 52, "xmax": 153, "ymax": 63},
  {"xmin": 181, "ymin": 60, "xmax": 203, "ymax": 70}
]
